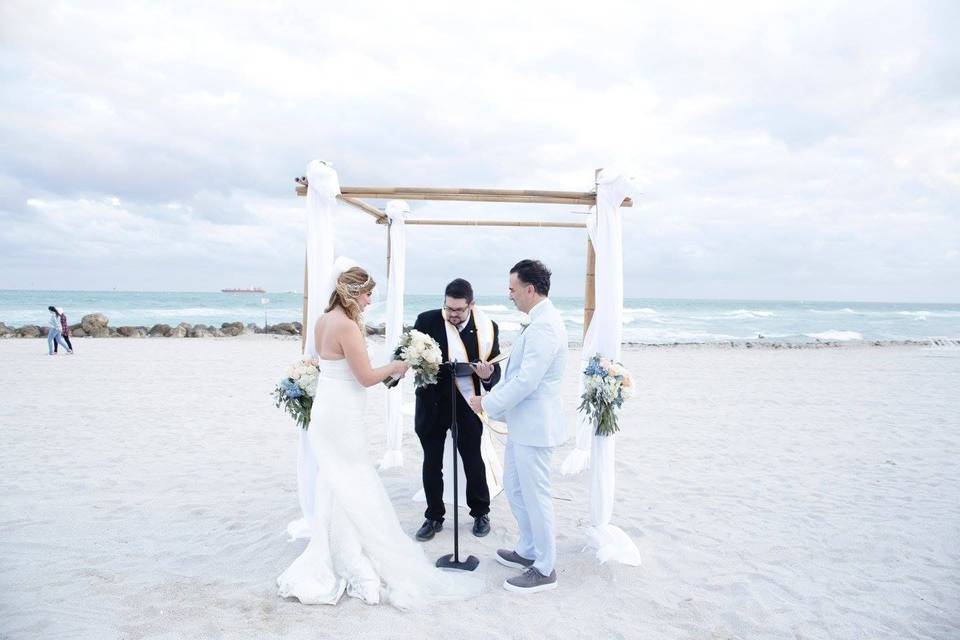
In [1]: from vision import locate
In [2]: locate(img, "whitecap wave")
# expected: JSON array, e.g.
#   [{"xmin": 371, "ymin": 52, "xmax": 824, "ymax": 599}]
[
  {"xmin": 621, "ymin": 328, "xmax": 740, "ymax": 342},
  {"xmin": 809, "ymin": 308, "xmax": 859, "ymax": 315},
  {"xmin": 896, "ymin": 310, "xmax": 960, "ymax": 319},
  {"xmin": 806, "ymin": 330, "xmax": 863, "ymax": 341},
  {"xmin": 693, "ymin": 309, "xmax": 778, "ymax": 321},
  {"xmin": 129, "ymin": 307, "xmax": 291, "ymax": 318},
  {"xmin": 723, "ymin": 309, "xmax": 777, "ymax": 319}
]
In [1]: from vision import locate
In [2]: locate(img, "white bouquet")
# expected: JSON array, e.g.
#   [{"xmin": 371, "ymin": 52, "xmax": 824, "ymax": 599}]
[{"xmin": 384, "ymin": 329, "xmax": 442, "ymax": 388}]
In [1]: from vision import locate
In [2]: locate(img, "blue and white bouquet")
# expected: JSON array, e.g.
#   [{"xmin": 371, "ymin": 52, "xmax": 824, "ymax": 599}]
[
  {"xmin": 273, "ymin": 357, "xmax": 320, "ymax": 430},
  {"xmin": 578, "ymin": 354, "xmax": 635, "ymax": 436}
]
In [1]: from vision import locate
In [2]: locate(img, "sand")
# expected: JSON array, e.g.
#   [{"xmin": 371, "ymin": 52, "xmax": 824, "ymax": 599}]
[{"xmin": 1, "ymin": 336, "xmax": 958, "ymax": 639}]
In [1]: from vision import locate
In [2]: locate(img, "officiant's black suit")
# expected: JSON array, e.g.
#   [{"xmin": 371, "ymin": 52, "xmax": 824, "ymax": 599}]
[{"xmin": 413, "ymin": 309, "xmax": 501, "ymax": 523}]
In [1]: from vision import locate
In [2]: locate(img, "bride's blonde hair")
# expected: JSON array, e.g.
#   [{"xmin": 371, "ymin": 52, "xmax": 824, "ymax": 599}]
[{"xmin": 325, "ymin": 267, "xmax": 375, "ymax": 329}]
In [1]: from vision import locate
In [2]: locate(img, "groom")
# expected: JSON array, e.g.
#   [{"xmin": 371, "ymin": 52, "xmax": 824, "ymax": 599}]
[
  {"xmin": 413, "ymin": 278, "xmax": 502, "ymax": 541},
  {"xmin": 468, "ymin": 259, "xmax": 567, "ymax": 593}
]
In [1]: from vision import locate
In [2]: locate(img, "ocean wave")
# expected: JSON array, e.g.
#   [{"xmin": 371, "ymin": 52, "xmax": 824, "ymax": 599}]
[
  {"xmin": 809, "ymin": 308, "xmax": 859, "ymax": 315},
  {"xmin": 622, "ymin": 328, "xmax": 740, "ymax": 342},
  {"xmin": 477, "ymin": 304, "xmax": 511, "ymax": 313},
  {"xmin": 897, "ymin": 310, "xmax": 960, "ymax": 319},
  {"xmin": 126, "ymin": 307, "xmax": 299, "ymax": 318},
  {"xmin": 806, "ymin": 330, "xmax": 863, "ymax": 341},
  {"xmin": 808, "ymin": 308, "xmax": 960, "ymax": 319},
  {"xmin": 723, "ymin": 309, "xmax": 777, "ymax": 319},
  {"xmin": 691, "ymin": 309, "xmax": 778, "ymax": 321}
]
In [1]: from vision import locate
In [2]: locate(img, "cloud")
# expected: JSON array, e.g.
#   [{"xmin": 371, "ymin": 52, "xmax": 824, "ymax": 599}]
[{"xmin": 0, "ymin": 0, "xmax": 958, "ymax": 301}]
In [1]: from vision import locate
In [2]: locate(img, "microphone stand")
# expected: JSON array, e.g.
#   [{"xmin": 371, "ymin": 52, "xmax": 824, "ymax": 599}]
[{"xmin": 435, "ymin": 360, "xmax": 479, "ymax": 572}]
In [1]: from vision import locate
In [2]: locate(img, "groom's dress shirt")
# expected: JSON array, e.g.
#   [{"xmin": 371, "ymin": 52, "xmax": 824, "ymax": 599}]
[{"xmin": 481, "ymin": 298, "xmax": 568, "ymax": 447}]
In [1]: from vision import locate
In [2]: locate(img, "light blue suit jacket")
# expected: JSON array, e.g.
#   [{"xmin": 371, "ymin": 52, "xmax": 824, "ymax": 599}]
[{"xmin": 482, "ymin": 298, "xmax": 568, "ymax": 447}]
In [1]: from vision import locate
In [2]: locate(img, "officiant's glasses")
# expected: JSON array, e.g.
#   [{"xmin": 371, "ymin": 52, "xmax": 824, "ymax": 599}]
[{"xmin": 443, "ymin": 303, "xmax": 470, "ymax": 315}]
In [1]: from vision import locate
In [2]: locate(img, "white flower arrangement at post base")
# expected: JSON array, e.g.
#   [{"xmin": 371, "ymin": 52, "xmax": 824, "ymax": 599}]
[
  {"xmin": 578, "ymin": 354, "xmax": 635, "ymax": 436},
  {"xmin": 272, "ymin": 356, "xmax": 320, "ymax": 430},
  {"xmin": 383, "ymin": 329, "xmax": 442, "ymax": 389}
]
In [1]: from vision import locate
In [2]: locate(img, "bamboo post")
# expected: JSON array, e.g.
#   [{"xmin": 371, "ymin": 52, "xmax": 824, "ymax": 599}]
[
  {"xmin": 583, "ymin": 168, "xmax": 601, "ymax": 338},
  {"xmin": 386, "ymin": 222, "xmax": 392, "ymax": 278},
  {"xmin": 584, "ymin": 238, "xmax": 596, "ymax": 338},
  {"xmin": 301, "ymin": 253, "xmax": 308, "ymax": 352}
]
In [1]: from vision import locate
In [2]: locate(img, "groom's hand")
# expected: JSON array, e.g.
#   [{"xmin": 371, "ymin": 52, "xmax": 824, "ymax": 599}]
[
  {"xmin": 470, "ymin": 360, "xmax": 494, "ymax": 381},
  {"xmin": 467, "ymin": 395, "xmax": 483, "ymax": 414}
]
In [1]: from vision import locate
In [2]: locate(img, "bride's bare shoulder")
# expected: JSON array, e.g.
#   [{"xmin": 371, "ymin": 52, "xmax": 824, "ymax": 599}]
[{"xmin": 319, "ymin": 309, "xmax": 360, "ymax": 334}]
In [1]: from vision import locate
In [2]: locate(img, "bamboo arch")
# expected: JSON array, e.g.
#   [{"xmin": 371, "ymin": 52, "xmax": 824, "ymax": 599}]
[{"xmin": 294, "ymin": 170, "xmax": 633, "ymax": 347}]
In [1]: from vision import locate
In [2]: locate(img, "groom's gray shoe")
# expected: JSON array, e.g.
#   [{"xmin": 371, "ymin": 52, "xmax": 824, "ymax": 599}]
[
  {"xmin": 415, "ymin": 519, "xmax": 443, "ymax": 541},
  {"xmin": 503, "ymin": 567, "xmax": 557, "ymax": 593},
  {"xmin": 495, "ymin": 549, "xmax": 535, "ymax": 570}
]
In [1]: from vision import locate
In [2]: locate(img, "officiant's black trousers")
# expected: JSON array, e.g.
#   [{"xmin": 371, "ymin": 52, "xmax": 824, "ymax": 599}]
[{"xmin": 418, "ymin": 416, "xmax": 490, "ymax": 521}]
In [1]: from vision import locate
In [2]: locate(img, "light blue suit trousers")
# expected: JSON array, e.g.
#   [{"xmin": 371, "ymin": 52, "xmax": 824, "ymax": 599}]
[{"xmin": 503, "ymin": 439, "xmax": 556, "ymax": 575}]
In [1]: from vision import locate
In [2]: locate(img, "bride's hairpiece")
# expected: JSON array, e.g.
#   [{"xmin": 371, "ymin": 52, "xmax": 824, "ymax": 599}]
[{"xmin": 341, "ymin": 275, "xmax": 372, "ymax": 295}]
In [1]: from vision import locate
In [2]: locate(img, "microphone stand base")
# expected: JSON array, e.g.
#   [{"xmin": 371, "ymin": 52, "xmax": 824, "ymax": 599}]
[{"xmin": 436, "ymin": 554, "xmax": 479, "ymax": 572}]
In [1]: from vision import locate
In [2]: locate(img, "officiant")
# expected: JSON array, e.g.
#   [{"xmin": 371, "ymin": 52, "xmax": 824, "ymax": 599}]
[{"xmin": 413, "ymin": 278, "xmax": 502, "ymax": 541}]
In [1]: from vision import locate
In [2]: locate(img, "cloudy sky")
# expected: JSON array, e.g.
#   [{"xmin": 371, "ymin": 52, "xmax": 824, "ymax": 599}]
[{"xmin": 1, "ymin": 1, "xmax": 957, "ymax": 301}]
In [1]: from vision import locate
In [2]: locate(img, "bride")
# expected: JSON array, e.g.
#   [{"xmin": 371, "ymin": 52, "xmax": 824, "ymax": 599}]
[{"xmin": 278, "ymin": 266, "xmax": 482, "ymax": 609}]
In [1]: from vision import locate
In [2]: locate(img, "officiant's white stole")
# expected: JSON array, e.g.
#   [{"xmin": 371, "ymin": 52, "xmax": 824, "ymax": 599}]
[
  {"xmin": 440, "ymin": 307, "xmax": 508, "ymax": 437},
  {"xmin": 441, "ymin": 307, "xmax": 495, "ymax": 401}
]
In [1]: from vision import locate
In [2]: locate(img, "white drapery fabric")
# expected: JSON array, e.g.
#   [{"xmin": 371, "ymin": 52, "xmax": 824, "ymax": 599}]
[
  {"xmin": 378, "ymin": 200, "xmax": 409, "ymax": 470},
  {"xmin": 561, "ymin": 169, "xmax": 642, "ymax": 565},
  {"xmin": 288, "ymin": 160, "xmax": 341, "ymax": 541}
]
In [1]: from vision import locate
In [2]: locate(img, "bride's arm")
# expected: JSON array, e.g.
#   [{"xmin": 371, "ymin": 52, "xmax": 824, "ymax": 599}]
[{"xmin": 340, "ymin": 322, "xmax": 408, "ymax": 387}]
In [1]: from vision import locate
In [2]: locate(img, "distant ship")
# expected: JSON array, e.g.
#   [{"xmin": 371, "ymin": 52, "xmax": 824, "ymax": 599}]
[{"xmin": 221, "ymin": 287, "xmax": 266, "ymax": 293}]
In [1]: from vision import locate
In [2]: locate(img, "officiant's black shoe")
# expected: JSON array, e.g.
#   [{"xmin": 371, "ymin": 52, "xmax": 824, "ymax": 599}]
[
  {"xmin": 472, "ymin": 514, "xmax": 491, "ymax": 537},
  {"xmin": 415, "ymin": 519, "xmax": 443, "ymax": 541}
]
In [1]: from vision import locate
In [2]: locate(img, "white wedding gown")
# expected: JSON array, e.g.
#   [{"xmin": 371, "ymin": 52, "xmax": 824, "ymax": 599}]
[{"xmin": 277, "ymin": 358, "xmax": 482, "ymax": 609}]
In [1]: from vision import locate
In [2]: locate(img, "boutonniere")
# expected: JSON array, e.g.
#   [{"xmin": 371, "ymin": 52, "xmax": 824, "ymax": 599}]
[{"xmin": 520, "ymin": 318, "xmax": 530, "ymax": 333}]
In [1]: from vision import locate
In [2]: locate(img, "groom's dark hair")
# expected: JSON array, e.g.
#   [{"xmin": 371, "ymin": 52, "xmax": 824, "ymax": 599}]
[
  {"xmin": 511, "ymin": 259, "xmax": 551, "ymax": 296},
  {"xmin": 444, "ymin": 278, "xmax": 474, "ymax": 303}
]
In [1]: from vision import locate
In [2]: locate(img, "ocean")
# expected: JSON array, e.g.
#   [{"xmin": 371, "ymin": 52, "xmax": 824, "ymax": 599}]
[{"xmin": 3, "ymin": 290, "xmax": 959, "ymax": 345}]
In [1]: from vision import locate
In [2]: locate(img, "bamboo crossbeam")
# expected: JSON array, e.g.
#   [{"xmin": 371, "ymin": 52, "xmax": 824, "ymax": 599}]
[
  {"xmin": 295, "ymin": 183, "xmax": 633, "ymax": 207},
  {"xmin": 391, "ymin": 219, "xmax": 586, "ymax": 229},
  {"xmin": 340, "ymin": 196, "xmax": 386, "ymax": 222},
  {"xmin": 342, "ymin": 186, "xmax": 599, "ymax": 206}
]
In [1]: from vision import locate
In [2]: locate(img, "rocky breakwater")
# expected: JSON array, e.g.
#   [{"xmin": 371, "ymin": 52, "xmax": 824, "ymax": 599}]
[{"xmin": 0, "ymin": 314, "xmax": 316, "ymax": 339}]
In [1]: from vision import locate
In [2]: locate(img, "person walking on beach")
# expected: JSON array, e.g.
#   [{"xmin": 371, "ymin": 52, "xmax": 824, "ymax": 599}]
[
  {"xmin": 53, "ymin": 307, "xmax": 74, "ymax": 354},
  {"xmin": 47, "ymin": 306, "xmax": 72, "ymax": 355}
]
